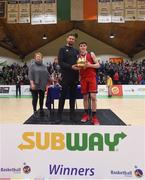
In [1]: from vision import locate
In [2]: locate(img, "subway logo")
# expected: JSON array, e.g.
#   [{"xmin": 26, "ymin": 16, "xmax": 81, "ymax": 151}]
[{"xmin": 18, "ymin": 132, "xmax": 127, "ymax": 151}]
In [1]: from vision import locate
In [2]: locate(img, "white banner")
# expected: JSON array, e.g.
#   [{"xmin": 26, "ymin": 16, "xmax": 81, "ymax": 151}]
[
  {"xmin": 112, "ymin": 9, "xmax": 125, "ymax": 22},
  {"xmin": 98, "ymin": 0, "xmax": 111, "ymax": 23},
  {"xmin": 19, "ymin": 0, "xmax": 30, "ymax": 23},
  {"xmin": 122, "ymin": 85, "xmax": 145, "ymax": 95},
  {"xmin": 0, "ymin": 125, "xmax": 144, "ymax": 179},
  {"xmin": 112, "ymin": 0, "xmax": 124, "ymax": 10},
  {"xmin": 0, "ymin": 85, "xmax": 108, "ymax": 96},
  {"xmin": 125, "ymin": 0, "xmax": 136, "ymax": 9},
  {"xmin": 31, "ymin": 0, "xmax": 43, "ymax": 25},
  {"xmin": 97, "ymin": 85, "xmax": 108, "ymax": 96},
  {"xmin": 7, "ymin": 0, "xmax": 19, "ymax": 23},
  {"xmin": 137, "ymin": 0, "xmax": 145, "ymax": 21},
  {"xmin": 0, "ymin": 85, "xmax": 31, "ymax": 96},
  {"xmin": 125, "ymin": 0, "xmax": 137, "ymax": 21},
  {"xmin": 43, "ymin": 0, "xmax": 57, "ymax": 24},
  {"xmin": 111, "ymin": 0, "xmax": 125, "ymax": 23},
  {"xmin": 125, "ymin": 8, "xmax": 137, "ymax": 21},
  {"xmin": 137, "ymin": 0, "xmax": 145, "ymax": 9},
  {"xmin": 0, "ymin": 85, "xmax": 145, "ymax": 96},
  {"xmin": 137, "ymin": 9, "xmax": 145, "ymax": 20}
]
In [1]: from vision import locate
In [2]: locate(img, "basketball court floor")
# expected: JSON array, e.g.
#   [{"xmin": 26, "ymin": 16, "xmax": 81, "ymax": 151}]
[{"xmin": 0, "ymin": 96, "xmax": 144, "ymax": 125}]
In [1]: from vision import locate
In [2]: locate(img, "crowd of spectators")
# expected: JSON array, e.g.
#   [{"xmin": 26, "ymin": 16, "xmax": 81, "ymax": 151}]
[
  {"xmin": 97, "ymin": 60, "xmax": 145, "ymax": 85},
  {"xmin": 0, "ymin": 63, "xmax": 29, "ymax": 85},
  {"xmin": 0, "ymin": 59, "xmax": 145, "ymax": 85}
]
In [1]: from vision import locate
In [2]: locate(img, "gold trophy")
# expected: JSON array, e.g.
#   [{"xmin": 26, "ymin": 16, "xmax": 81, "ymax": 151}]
[{"xmin": 77, "ymin": 57, "xmax": 86, "ymax": 68}]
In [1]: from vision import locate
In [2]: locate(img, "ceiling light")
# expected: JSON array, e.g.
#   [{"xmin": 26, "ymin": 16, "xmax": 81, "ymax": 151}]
[
  {"xmin": 110, "ymin": 34, "xmax": 115, "ymax": 39},
  {"xmin": 43, "ymin": 34, "xmax": 47, "ymax": 40}
]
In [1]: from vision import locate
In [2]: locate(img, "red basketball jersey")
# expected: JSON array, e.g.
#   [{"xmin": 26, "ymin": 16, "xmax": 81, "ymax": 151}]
[{"xmin": 79, "ymin": 52, "xmax": 96, "ymax": 79}]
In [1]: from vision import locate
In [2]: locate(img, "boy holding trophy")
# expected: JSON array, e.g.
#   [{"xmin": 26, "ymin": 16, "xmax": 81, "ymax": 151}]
[{"xmin": 77, "ymin": 42, "xmax": 100, "ymax": 125}]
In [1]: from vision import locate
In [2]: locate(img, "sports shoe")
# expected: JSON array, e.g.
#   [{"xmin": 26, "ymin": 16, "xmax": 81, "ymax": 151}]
[
  {"xmin": 81, "ymin": 113, "xmax": 89, "ymax": 122},
  {"xmin": 91, "ymin": 116, "xmax": 100, "ymax": 125}
]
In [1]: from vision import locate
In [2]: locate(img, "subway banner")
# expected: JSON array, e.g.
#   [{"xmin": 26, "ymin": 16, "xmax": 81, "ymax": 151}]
[{"xmin": 0, "ymin": 125, "xmax": 144, "ymax": 179}]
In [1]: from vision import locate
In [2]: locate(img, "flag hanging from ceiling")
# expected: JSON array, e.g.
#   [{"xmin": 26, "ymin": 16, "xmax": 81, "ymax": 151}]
[
  {"xmin": 19, "ymin": 0, "xmax": 30, "ymax": 23},
  {"xmin": 137, "ymin": 0, "xmax": 145, "ymax": 21},
  {"xmin": 84, "ymin": 0, "xmax": 97, "ymax": 20},
  {"xmin": 98, "ymin": 0, "xmax": 111, "ymax": 23},
  {"xmin": 31, "ymin": 0, "xmax": 43, "ymax": 24},
  {"xmin": 71, "ymin": 0, "xmax": 83, "ymax": 20},
  {"xmin": 125, "ymin": 0, "xmax": 137, "ymax": 21},
  {"xmin": 31, "ymin": 0, "xmax": 57, "ymax": 25},
  {"xmin": 57, "ymin": 0, "xmax": 97, "ymax": 21},
  {"xmin": 57, "ymin": 0, "xmax": 71, "ymax": 21},
  {"xmin": 111, "ymin": 0, "xmax": 125, "ymax": 23},
  {"xmin": 43, "ymin": 0, "xmax": 57, "ymax": 24},
  {"xmin": 71, "ymin": 0, "xmax": 97, "ymax": 21},
  {"xmin": 7, "ymin": 0, "xmax": 19, "ymax": 23}
]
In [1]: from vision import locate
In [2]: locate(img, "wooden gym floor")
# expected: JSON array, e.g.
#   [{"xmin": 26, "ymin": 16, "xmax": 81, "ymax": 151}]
[{"xmin": 0, "ymin": 96, "xmax": 144, "ymax": 125}]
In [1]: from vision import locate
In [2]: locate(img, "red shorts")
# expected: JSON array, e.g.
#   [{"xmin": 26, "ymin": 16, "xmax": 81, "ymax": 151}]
[{"xmin": 80, "ymin": 76, "xmax": 97, "ymax": 94}]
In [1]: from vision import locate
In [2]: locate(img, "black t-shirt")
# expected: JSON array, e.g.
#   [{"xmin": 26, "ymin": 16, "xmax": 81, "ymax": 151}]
[{"xmin": 58, "ymin": 45, "xmax": 79, "ymax": 82}]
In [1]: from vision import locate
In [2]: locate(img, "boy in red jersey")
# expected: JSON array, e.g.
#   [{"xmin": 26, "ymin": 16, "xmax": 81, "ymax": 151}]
[{"xmin": 78, "ymin": 42, "xmax": 100, "ymax": 125}]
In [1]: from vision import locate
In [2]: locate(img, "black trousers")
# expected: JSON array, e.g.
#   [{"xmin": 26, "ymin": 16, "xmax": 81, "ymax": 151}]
[
  {"xmin": 16, "ymin": 84, "xmax": 21, "ymax": 97},
  {"xmin": 31, "ymin": 89, "xmax": 45, "ymax": 112},
  {"xmin": 58, "ymin": 81, "xmax": 77, "ymax": 114}
]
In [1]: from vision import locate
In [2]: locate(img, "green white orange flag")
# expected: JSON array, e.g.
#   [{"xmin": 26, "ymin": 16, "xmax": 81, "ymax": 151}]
[{"xmin": 57, "ymin": 0, "xmax": 97, "ymax": 21}]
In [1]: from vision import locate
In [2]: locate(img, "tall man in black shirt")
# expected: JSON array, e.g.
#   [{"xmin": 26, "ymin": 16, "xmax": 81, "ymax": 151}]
[{"xmin": 57, "ymin": 34, "xmax": 80, "ymax": 123}]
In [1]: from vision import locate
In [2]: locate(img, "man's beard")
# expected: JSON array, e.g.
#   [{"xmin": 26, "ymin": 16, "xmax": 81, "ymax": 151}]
[{"xmin": 68, "ymin": 42, "xmax": 73, "ymax": 46}]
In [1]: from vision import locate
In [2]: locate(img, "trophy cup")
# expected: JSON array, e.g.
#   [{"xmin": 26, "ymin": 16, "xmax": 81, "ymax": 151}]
[{"xmin": 77, "ymin": 57, "xmax": 86, "ymax": 68}]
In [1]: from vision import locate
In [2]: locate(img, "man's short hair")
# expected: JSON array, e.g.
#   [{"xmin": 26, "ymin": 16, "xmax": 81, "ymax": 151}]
[
  {"xmin": 79, "ymin": 41, "xmax": 87, "ymax": 46},
  {"xmin": 67, "ymin": 33, "xmax": 75, "ymax": 38}
]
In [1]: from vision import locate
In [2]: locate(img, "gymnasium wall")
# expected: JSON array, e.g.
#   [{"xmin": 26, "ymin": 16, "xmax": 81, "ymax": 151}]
[
  {"xmin": 24, "ymin": 30, "xmax": 130, "ymax": 63},
  {"xmin": 2, "ymin": 30, "xmax": 145, "ymax": 66},
  {"xmin": 0, "ymin": 47, "xmax": 20, "ymax": 66},
  {"xmin": 133, "ymin": 49, "xmax": 145, "ymax": 62}
]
